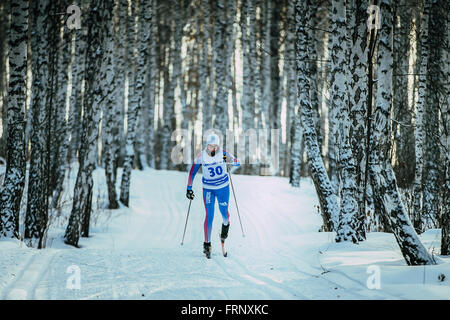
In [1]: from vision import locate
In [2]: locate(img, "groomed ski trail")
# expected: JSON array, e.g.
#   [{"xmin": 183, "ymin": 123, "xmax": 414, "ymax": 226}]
[{"xmin": 0, "ymin": 168, "xmax": 448, "ymax": 300}]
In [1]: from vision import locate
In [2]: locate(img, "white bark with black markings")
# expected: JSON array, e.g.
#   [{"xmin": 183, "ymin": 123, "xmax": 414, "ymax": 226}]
[{"xmin": 369, "ymin": 0, "xmax": 435, "ymax": 265}]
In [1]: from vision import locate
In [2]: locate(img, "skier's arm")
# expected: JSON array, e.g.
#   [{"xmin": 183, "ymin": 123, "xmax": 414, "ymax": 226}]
[
  {"xmin": 187, "ymin": 153, "xmax": 202, "ymax": 190},
  {"xmin": 187, "ymin": 164, "xmax": 201, "ymax": 190},
  {"xmin": 223, "ymin": 150, "xmax": 240, "ymax": 167},
  {"xmin": 223, "ymin": 150, "xmax": 240, "ymax": 174}
]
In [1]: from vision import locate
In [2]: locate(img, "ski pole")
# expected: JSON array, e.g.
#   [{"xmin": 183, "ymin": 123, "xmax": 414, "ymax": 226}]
[
  {"xmin": 227, "ymin": 164, "xmax": 245, "ymax": 237},
  {"xmin": 181, "ymin": 199, "xmax": 192, "ymax": 245}
]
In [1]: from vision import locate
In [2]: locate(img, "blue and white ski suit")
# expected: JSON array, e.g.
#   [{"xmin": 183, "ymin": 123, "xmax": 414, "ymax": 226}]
[{"xmin": 187, "ymin": 148, "xmax": 240, "ymax": 243}]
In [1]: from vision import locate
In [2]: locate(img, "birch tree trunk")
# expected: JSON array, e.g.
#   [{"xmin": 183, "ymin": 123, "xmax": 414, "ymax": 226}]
[
  {"xmin": 65, "ymin": 0, "xmax": 107, "ymax": 247},
  {"xmin": 392, "ymin": 2, "xmax": 414, "ymax": 188},
  {"xmin": 240, "ymin": 0, "xmax": 257, "ymax": 174},
  {"xmin": 0, "ymin": 2, "xmax": 9, "ymax": 158},
  {"xmin": 0, "ymin": 0, "xmax": 28, "ymax": 239},
  {"xmin": 144, "ymin": 0, "xmax": 157, "ymax": 169},
  {"xmin": 213, "ymin": 0, "xmax": 228, "ymax": 136},
  {"xmin": 286, "ymin": 0, "xmax": 300, "ymax": 187},
  {"xmin": 333, "ymin": 0, "xmax": 361, "ymax": 243},
  {"xmin": 326, "ymin": 1, "xmax": 340, "ymax": 193},
  {"xmin": 369, "ymin": 0, "xmax": 435, "ymax": 265},
  {"xmin": 348, "ymin": 0, "xmax": 368, "ymax": 240},
  {"xmin": 441, "ymin": 0, "xmax": 450, "ymax": 255},
  {"xmin": 68, "ymin": 0, "xmax": 87, "ymax": 163},
  {"xmin": 258, "ymin": 0, "xmax": 271, "ymax": 173},
  {"xmin": 200, "ymin": 0, "xmax": 212, "ymax": 134},
  {"xmin": 25, "ymin": 0, "xmax": 52, "ymax": 248},
  {"xmin": 269, "ymin": 0, "xmax": 281, "ymax": 175},
  {"xmin": 103, "ymin": 0, "xmax": 122, "ymax": 209},
  {"xmin": 296, "ymin": 0, "xmax": 339, "ymax": 232},
  {"xmin": 51, "ymin": 0, "xmax": 73, "ymax": 210},
  {"xmin": 120, "ymin": 0, "xmax": 151, "ymax": 206},
  {"xmin": 422, "ymin": 0, "xmax": 445, "ymax": 231},
  {"xmin": 412, "ymin": 0, "xmax": 430, "ymax": 232}
]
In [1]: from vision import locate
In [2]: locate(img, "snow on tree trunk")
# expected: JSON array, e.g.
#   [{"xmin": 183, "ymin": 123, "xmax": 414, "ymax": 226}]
[
  {"xmin": 326, "ymin": 2, "xmax": 340, "ymax": 194},
  {"xmin": 120, "ymin": 0, "xmax": 151, "ymax": 206},
  {"xmin": 65, "ymin": 0, "xmax": 107, "ymax": 247},
  {"xmin": 369, "ymin": 0, "xmax": 435, "ymax": 265},
  {"xmin": 0, "ymin": 0, "xmax": 28, "ymax": 239},
  {"xmin": 329, "ymin": 0, "xmax": 360, "ymax": 243},
  {"xmin": 296, "ymin": 0, "xmax": 339, "ymax": 232}
]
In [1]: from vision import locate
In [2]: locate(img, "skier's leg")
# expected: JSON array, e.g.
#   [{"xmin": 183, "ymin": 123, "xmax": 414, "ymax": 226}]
[
  {"xmin": 217, "ymin": 186, "xmax": 230, "ymax": 241},
  {"xmin": 202, "ymin": 188, "xmax": 216, "ymax": 243},
  {"xmin": 216, "ymin": 185, "xmax": 230, "ymax": 226}
]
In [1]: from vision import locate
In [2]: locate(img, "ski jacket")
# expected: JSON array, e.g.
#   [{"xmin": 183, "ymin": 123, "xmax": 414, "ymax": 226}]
[{"xmin": 187, "ymin": 148, "xmax": 240, "ymax": 190}]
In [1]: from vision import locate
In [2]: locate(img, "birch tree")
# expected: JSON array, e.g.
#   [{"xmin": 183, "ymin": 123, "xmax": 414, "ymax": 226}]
[
  {"xmin": 213, "ymin": 0, "xmax": 228, "ymax": 135},
  {"xmin": 422, "ymin": 0, "xmax": 445, "ymax": 231},
  {"xmin": 0, "ymin": 0, "xmax": 28, "ymax": 239},
  {"xmin": 412, "ymin": 0, "xmax": 430, "ymax": 231},
  {"xmin": 348, "ymin": 0, "xmax": 368, "ymax": 239},
  {"xmin": 296, "ymin": 0, "xmax": 339, "ymax": 231},
  {"xmin": 368, "ymin": 0, "xmax": 435, "ymax": 265},
  {"xmin": 120, "ymin": 0, "xmax": 152, "ymax": 206},
  {"xmin": 103, "ymin": 0, "xmax": 123, "ymax": 209},
  {"xmin": 391, "ymin": 2, "xmax": 414, "ymax": 188},
  {"xmin": 441, "ymin": 0, "xmax": 450, "ymax": 256},
  {"xmin": 332, "ymin": 0, "xmax": 361, "ymax": 243},
  {"xmin": 258, "ymin": 0, "xmax": 271, "ymax": 173},
  {"xmin": 25, "ymin": 0, "xmax": 52, "ymax": 248},
  {"xmin": 286, "ymin": 0, "xmax": 301, "ymax": 187},
  {"xmin": 68, "ymin": 0, "xmax": 88, "ymax": 163},
  {"xmin": 240, "ymin": 0, "xmax": 257, "ymax": 174},
  {"xmin": 51, "ymin": 0, "xmax": 74, "ymax": 210},
  {"xmin": 199, "ymin": 0, "xmax": 212, "ymax": 135},
  {"xmin": 65, "ymin": 0, "xmax": 108, "ymax": 247},
  {"xmin": 159, "ymin": 2, "xmax": 175, "ymax": 170}
]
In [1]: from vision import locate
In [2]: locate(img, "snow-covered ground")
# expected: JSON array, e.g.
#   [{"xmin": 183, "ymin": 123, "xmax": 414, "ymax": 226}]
[{"xmin": 0, "ymin": 167, "xmax": 448, "ymax": 300}]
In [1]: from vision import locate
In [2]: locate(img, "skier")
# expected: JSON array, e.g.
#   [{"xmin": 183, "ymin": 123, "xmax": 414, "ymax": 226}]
[{"xmin": 186, "ymin": 133, "xmax": 240, "ymax": 258}]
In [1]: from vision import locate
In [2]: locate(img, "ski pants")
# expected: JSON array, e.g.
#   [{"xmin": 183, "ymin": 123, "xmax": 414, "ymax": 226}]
[{"xmin": 202, "ymin": 185, "xmax": 230, "ymax": 243}]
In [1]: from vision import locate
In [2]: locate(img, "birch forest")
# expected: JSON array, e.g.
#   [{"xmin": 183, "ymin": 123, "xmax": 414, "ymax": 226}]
[{"xmin": 0, "ymin": 0, "xmax": 448, "ymax": 268}]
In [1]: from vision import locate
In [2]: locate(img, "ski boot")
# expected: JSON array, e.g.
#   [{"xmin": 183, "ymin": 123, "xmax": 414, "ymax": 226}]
[
  {"xmin": 220, "ymin": 223, "xmax": 229, "ymax": 257},
  {"xmin": 220, "ymin": 223, "xmax": 230, "ymax": 241},
  {"xmin": 203, "ymin": 242, "xmax": 211, "ymax": 259}
]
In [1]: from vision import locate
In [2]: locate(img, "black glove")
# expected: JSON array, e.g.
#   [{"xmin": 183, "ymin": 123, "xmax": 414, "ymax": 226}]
[{"xmin": 186, "ymin": 189, "xmax": 194, "ymax": 200}]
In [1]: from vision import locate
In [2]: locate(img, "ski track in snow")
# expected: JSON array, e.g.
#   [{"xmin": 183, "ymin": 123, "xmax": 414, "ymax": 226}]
[
  {"xmin": 0, "ymin": 168, "xmax": 449, "ymax": 300},
  {"xmin": 2, "ymin": 249, "xmax": 58, "ymax": 300}
]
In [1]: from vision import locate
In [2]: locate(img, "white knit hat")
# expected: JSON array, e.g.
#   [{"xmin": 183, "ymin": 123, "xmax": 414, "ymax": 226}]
[{"xmin": 206, "ymin": 133, "xmax": 220, "ymax": 146}]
